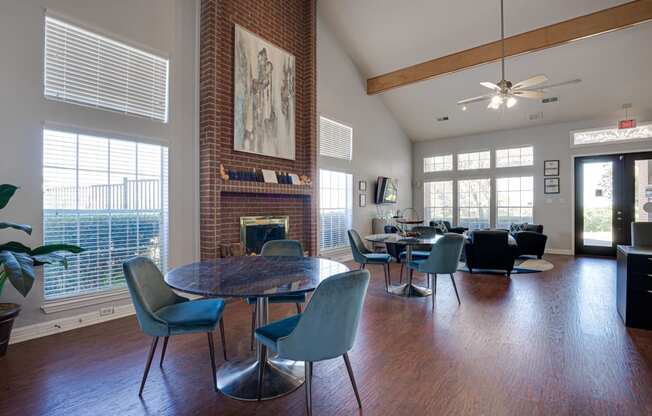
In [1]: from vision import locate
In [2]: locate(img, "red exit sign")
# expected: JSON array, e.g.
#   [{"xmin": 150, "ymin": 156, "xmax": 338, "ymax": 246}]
[{"xmin": 619, "ymin": 119, "xmax": 637, "ymax": 129}]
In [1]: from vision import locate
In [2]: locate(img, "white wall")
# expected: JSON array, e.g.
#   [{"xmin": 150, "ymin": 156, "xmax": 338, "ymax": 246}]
[
  {"xmin": 413, "ymin": 113, "xmax": 652, "ymax": 253},
  {"xmin": 317, "ymin": 17, "xmax": 412, "ymax": 242},
  {"xmin": 0, "ymin": 0, "xmax": 199, "ymax": 328}
]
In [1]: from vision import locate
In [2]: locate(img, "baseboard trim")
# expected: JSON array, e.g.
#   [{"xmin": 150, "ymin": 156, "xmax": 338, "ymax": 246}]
[
  {"xmin": 544, "ymin": 248, "xmax": 573, "ymax": 256},
  {"xmin": 9, "ymin": 303, "xmax": 135, "ymax": 345}
]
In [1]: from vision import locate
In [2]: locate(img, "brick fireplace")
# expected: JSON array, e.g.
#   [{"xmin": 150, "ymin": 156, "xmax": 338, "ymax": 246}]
[{"xmin": 199, "ymin": 0, "xmax": 317, "ymax": 259}]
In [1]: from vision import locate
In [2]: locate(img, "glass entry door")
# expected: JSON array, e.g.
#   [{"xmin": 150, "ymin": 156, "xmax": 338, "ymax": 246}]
[{"xmin": 575, "ymin": 155, "xmax": 624, "ymax": 256}]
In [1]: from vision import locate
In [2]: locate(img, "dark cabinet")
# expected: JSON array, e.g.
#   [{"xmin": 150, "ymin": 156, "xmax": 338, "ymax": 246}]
[{"xmin": 617, "ymin": 245, "xmax": 652, "ymax": 329}]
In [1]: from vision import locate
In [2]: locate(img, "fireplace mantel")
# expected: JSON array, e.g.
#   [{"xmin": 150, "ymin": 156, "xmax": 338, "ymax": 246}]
[{"xmin": 219, "ymin": 181, "xmax": 313, "ymax": 197}]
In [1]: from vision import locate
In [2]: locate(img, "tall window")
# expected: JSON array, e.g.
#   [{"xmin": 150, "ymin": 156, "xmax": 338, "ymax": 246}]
[
  {"xmin": 424, "ymin": 154, "xmax": 453, "ymax": 173},
  {"xmin": 319, "ymin": 169, "xmax": 352, "ymax": 251},
  {"xmin": 572, "ymin": 123, "xmax": 652, "ymax": 146},
  {"xmin": 319, "ymin": 116, "xmax": 352, "ymax": 160},
  {"xmin": 496, "ymin": 176, "xmax": 534, "ymax": 229},
  {"xmin": 458, "ymin": 151, "xmax": 490, "ymax": 170},
  {"xmin": 424, "ymin": 181, "xmax": 453, "ymax": 223},
  {"xmin": 43, "ymin": 128, "xmax": 169, "ymax": 299},
  {"xmin": 496, "ymin": 146, "xmax": 533, "ymax": 168},
  {"xmin": 44, "ymin": 16, "xmax": 169, "ymax": 122},
  {"xmin": 458, "ymin": 178, "xmax": 491, "ymax": 229}
]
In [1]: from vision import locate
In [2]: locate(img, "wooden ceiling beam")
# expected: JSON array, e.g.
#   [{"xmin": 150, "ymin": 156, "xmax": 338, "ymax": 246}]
[{"xmin": 366, "ymin": 0, "xmax": 652, "ymax": 95}]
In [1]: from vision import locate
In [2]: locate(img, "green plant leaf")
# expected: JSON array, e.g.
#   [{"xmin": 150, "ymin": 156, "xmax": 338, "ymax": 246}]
[
  {"xmin": 0, "ymin": 222, "xmax": 32, "ymax": 235},
  {"xmin": 32, "ymin": 253, "xmax": 68, "ymax": 267},
  {"xmin": 0, "ymin": 184, "xmax": 18, "ymax": 210},
  {"xmin": 0, "ymin": 241, "xmax": 32, "ymax": 253},
  {"xmin": 31, "ymin": 244, "xmax": 84, "ymax": 255},
  {"xmin": 0, "ymin": 250, "xmax": 35, "ymax": 297}
]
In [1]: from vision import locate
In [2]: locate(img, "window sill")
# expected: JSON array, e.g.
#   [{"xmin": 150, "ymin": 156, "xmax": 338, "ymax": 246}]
[{"xmin": 41, "ymin": 288, "xmax": 131, "ymax": 314}]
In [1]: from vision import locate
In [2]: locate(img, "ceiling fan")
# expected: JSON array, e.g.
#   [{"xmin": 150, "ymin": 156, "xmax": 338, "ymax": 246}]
[{"xmin": 457, "ymin": 0, "xmax": 582, "ymax": 110}]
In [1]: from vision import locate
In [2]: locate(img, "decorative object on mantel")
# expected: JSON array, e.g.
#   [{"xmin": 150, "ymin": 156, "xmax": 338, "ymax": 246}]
[
  {"xmin": 544, "ymin": 177, "xmax": 560, "ymax": 194},
  {"xmin": 220, "ymin": 164, "xmax": 230, "ymax": 181},
  {"xmin": 234, "ymin": 25, "xmax": 296, "ymax": 160},
  {"xmin": 262, "ymin": 169, "xmax": 278, "ymax": 183},
  {"xmin": 544, "ymin": 160, "xmax": 559, "ymax": 177},
  {"xmin": 290, "ymin": 173, "xmax": 301, "ymax": 185},
  {"xmin": 299, "ymin": 175, "xmax": 312, "ymax": 186}
]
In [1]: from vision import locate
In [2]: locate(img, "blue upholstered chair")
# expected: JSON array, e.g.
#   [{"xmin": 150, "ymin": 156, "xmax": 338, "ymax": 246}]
[
  {"xmin": 123, "ymin": 257, "xmax": 227, "ymax": 395},
  {"xmin": 255, "ymin": 269, "xmax": 370, "ymax": 415},
  {"xmin": 246, "ymin": 240, "xmax": 306, "ymax": 350},
  {"xmin": 348, "ymin": 229, "xmax": 391, "ymax": 291},
  {"xmin": 397, "ymin": 226, "xmax": 436, "ymax": 284},
  {"xmin": 407, "ymin": 233, "xmax": 465, "ymax": 309}
]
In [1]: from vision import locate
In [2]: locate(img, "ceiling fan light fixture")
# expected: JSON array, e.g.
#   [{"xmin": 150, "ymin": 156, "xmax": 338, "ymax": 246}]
[
  {"xmin": 488, "ymin": 94, "xmax": 503, "ymax": 109},
  {"xmin": 506, "ymin": 96, "xmax": 518, "ymax": 108}
]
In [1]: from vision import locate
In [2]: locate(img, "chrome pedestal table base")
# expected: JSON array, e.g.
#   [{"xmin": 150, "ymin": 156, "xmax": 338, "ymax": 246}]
[
  {"xmin": 389, "ymin": 244, "xmax": 433, "ymax": 298},
  {"xmin": 217, "ymin": 296, "xmax": 304, "ymax": 401}
]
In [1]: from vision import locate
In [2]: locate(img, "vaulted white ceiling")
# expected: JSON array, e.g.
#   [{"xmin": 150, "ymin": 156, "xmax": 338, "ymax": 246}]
[{"xmin": 318, "ymin": 0, "xmax": 652, "ymax": 140}]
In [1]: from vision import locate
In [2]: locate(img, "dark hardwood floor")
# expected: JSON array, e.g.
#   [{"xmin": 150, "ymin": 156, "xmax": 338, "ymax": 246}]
[{"xmin": 2, "ymin": 255, "xmax": 652, "ymax": 415}]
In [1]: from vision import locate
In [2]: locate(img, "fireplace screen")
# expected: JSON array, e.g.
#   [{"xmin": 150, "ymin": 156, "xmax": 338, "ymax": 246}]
[{"xmin": 240, "ymin": 216, "xmax": 289, "ymax": 254}]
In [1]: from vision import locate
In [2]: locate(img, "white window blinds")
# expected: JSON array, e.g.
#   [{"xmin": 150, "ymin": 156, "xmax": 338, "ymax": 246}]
[
  {"xmin": 44, "ymin": 16, "xmax": 169, "ymax": 122},
  {"xmin": 42, "ymin": 128, "xmax": 169, "ymax": 299},
  {"xmin": 319, "ymin": 116, "xmax": 352, "ymax": 160},
  {"xmin": 319, "ymin": 169, "xmax": 353, "ymax": 251}
]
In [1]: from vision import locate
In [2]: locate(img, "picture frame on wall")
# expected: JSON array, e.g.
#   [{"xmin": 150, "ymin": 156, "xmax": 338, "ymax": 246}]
[
  {"xmin": 359, "ymin": 193, "xmax": 367, "ymax": 207},
  {"xmin": 544, "ymin": 177, "xmax": 560, "ymax": 194},
  {"xmin": 544, "ymin": 160, "xmax": 559, "ymax": 177},
  {"xmin": 359, "ymin": 180, "xmax": 366, "ymax": 192}
]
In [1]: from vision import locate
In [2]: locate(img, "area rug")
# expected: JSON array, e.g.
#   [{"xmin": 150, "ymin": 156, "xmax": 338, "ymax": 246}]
[{"xmin": 457, "ymin": 257, "xmax": 554, "ymax": 275}]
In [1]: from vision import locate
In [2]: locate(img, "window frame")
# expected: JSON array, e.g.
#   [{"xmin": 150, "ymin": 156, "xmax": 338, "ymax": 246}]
[
  {"xmin": 570, "ymin": 122, "xmax": 652, "ymax": 148},
  {"xmin": 495, "ymin": 175, "xmax": 534, "ymax": 229},
  {"xmin": 423, "ymin": 180, "xmax": 454, "ymax": 224},
  {"xmin": 457, "ymin": 177, "xmax": 492, "ymax": 230},
  {"xmin": 424, "ymin": 154, "xmax": 454, "ymax": 173},
  {"xmin": 318, "ymin": 115, "xmax": 353, "ymax": 161},
  {"xmin": 41, "ymin": 124, "xmax": 169, "ymax": 302},
  {"xmin": 318, "ymin": 168, "xmax": 353, "ymax": 253},
  {"xmin": 457, "ymin": 150, "xmax": 491, "ymax": 171},
  {"xmin": 495, "ymin": 145, "xmax": 534, "ymax": 168}
]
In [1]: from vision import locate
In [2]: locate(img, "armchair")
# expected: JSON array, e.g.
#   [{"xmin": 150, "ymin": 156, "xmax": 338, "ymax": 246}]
[
  {"xmin": 511, "ymin": 224, "xmax": 547, "ymax": 259},
  {"xmin": 464, "ymin": 230, "xmax": 518, "ymax": 276}
]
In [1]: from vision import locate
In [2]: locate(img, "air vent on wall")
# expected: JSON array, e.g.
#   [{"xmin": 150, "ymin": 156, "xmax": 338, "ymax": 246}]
[
  {"xmin": 529, "ymin": 112, "xmax": 544, "ymax": 121},
  {"xmin": 542, "ymin": 97, "xmax": 558, "ymax": 104},
  {"xmin": 436, "ymin": 116, "xmax": 449, "ymax": 122}
]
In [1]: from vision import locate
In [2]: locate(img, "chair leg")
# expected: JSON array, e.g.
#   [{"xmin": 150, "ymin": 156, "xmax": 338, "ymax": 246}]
[
  {"xmin": 399, "ymin": 263, "xmax": 404, "ymax": 284},
  {"xmin": 450, "ymin": 273, "xmax": 461, "ymax": 305},
  {"xmin": 382, "ymin": 264, "xmax": 389, "ymax": 291},
  {"xmin": 343, "ymin": 353, "xmax": 362, "ymax": 409},
  {"xmin": 305, "ymin": 360, "xmax": 313, "ymax": 416},
  {"xmin": 296, "ymin": 303, "xmax": 302, "ymax": 314},
  {"xmin": 219, "ymin": 318, "xmax": 227, "ymax": 361},
  {"xmin": 207, "ymin": 332, "xmax": 217, "ymax": 391},
  {"xmin": 431, "ymin": 274, "xmax": 436, "ymax": 311},
  {"xmin": 139, "ymin": 336, "xmax": 159, "ymax": 397},
  {"xmin": 250, "ymin": 303, "xmax": 257, "ymax": 351},
  {"xmin": 386, "ymin": 263, "xmax": 391, "ymax": 287},
  {"xmin": 257, "ymin": 345, "xmax": 267, "ymax": 401},
  {"xmin": 159, "ymin": 336, "xmax": 169, "ymax": 368}
]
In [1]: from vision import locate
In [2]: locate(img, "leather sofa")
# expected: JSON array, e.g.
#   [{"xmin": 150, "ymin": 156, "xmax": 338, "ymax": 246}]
[
  {"xmin": 429, "ymin": 220, "xmax": 468, "ymax": 235},
  {"xmin": 464, "ymin": 230, "xmax": 518, "ymax": 276}
]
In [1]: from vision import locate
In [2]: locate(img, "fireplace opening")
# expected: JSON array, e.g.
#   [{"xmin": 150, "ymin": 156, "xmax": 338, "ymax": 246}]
[{"xmin": 240, "ymin": 216, "xmax": 289, "ymax": 254}]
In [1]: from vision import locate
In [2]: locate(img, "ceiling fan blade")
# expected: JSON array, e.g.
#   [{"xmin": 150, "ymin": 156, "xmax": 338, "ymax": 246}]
[
  {"xmin": 527, "ymin": 78, "xmax": 582, "ymax": 91},
  {"xmin": 480, "ymin": 82, "xmax": 501, "ymax": 91},
  {"xmin": 512, "ymin": 90, "xmax": 545, "ymax": 99},
  {"xmin": 512, "ymin": 74, "xmax": 548, "ymax": 90},
  {"xmin": 457, "ymin": 95, "xmax": 493, "ymax": 105}
]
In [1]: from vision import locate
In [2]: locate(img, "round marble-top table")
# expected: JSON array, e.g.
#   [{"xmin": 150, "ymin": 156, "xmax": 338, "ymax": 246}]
[
  {"xmin": 365, "ymin": 233, "xmax": 441, "ymax": 297},
  {"xmin": 165, "ymin": 256, "xmax": 349, "ymax": 401}
]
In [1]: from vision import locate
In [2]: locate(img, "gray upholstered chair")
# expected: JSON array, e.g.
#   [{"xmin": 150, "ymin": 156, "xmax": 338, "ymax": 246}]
[
  {"xmin": 246, "ymin": 239, "xmax": 306, "ymax": 349},
  {"xmin": 123, "ymin": 257, "xmax": 227, "ymax": 395},
  {"xmin": 407, "ymin": 233, "xmax": 465, "ymax": 309},
  {"xmin": 632, "ymin": 222, "xmax": 652, "ymax": 246},
  {"xmin": 254, "ymin": 269, "xmax": 370, "ymax": 415},
  {"xmin": 348, "ymin": 229, "xmax": 391, "ymax": 291}
]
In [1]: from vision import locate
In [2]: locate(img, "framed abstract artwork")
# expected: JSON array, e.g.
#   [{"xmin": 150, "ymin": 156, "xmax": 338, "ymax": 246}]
[
  {"xmin": 544, "ymin": 160, "xmax": 559, "ymax": 177},
  {"xmin": 234, "ymin": 25, "xmax": 295, "ymax": 160},
  {"xmin": 544, "ymin": 177, "xmax": 560, "ymax": 194}
]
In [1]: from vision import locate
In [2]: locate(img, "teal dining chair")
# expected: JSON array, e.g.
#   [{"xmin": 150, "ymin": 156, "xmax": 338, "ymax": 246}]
[
  {"xmin": 246, "ymin": 239, "xmax": 306, "ymax": 350},
  {"xmin": 255, "ymin": 269, "xmax": 370, "ymax": 415},
  {"xmin": 123, "ymin": 257, "xmax": 227, "ymax": 396},
  {"xmin": 407, "ymin": 233, "xmax": 465, "ymax": 309},
  {"xmin": 348, "ymin": 229, "xmax": 391, "ymax": 291}
]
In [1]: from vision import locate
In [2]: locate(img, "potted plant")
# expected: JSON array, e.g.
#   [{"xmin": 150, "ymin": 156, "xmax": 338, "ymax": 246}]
[{"xmin": 0, "ymin": 184, "xmax": 83, "ymax": 357}]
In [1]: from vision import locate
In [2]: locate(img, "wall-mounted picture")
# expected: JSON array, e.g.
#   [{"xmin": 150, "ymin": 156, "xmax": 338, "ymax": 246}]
[
  {"xmin": 234, "ymin": 25, "xmax": 295, "ymax": 160},
  {"xmin": 544, "ymin": 177, "xmax": 560, "ymax": 194},
  {"xmin": 544, "ymin": 160, "xmax": 559, "ymax": 176},
  {"xmin": 359, "ymin": 193, "xmax": 367, "ymax": 207},
  {"xmin": 359, "ymin": 180, "xmax": 366, "ymax": 192}
]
